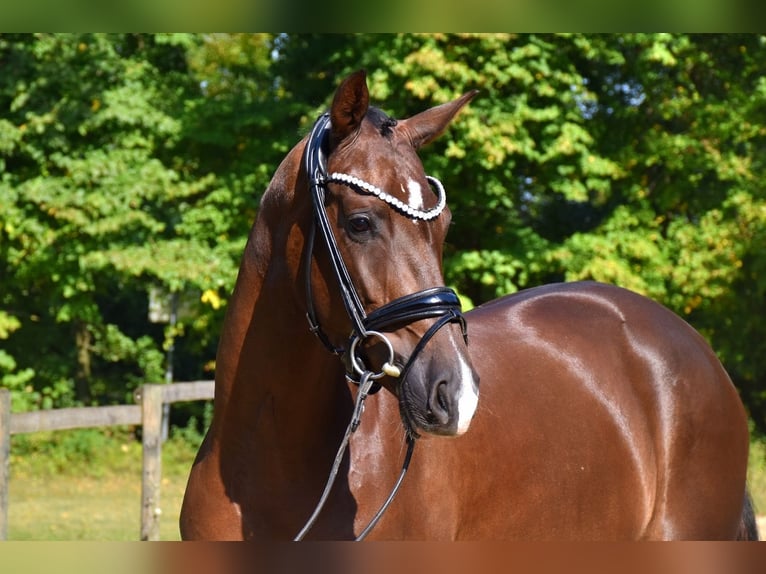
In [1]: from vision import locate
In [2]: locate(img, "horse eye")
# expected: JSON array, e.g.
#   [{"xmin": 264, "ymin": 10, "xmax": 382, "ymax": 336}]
[{"xmin": 347, "ymin": 215, "xmax": 372, "ymax": 234}]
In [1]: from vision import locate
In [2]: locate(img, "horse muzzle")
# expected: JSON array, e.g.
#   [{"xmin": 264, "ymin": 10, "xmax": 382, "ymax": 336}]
[
  {"xmin": 397, "ymin": 341, "xmax": 480, "ymax": 437},
  {"xmin": 342, "ymin": 286, "xmax": 479, "ymax": 437}
]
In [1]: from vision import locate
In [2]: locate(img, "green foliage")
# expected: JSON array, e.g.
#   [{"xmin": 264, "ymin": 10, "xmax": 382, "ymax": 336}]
[
  {"xmin": 11, "ymin": 427, "xmax": 138, "ymax": 478},
  {"xmin": 749, "ymin": 435, "xmax": 766, "ymax": 514},
  {"xmin": 169, "ymin": 401, "xmax": 213, "ymax": 450},
  {"xmin": 0, "ymin": 34, "xmax": 266, "ymax": 410},
  {"xmin": 1, "ymin": 33, "xmax": 766, "ymax": 437},
  {"xmin": 0, "ymin": 311, "xmax": 35, "ymax": 411}
]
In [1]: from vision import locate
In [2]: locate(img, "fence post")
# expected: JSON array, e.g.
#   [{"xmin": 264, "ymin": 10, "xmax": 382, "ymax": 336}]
[
  {"xmin": 0, "ymin": 389, "xmax": 10, "ymax": 541},
  {"xmin": 140, "ymin": 384, "xmax": 163, "ymax": 541}
]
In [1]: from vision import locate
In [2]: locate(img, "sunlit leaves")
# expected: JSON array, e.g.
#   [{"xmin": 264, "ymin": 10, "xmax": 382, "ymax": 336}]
[{"xmin": 0, "ymin": 34, "xmax": 232, "ymax": 408}]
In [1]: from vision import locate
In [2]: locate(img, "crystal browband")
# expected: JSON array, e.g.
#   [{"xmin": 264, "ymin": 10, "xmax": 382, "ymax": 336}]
[{"xmin": 323, "ymin": 172, "xmax": 447, "ymax": 221}]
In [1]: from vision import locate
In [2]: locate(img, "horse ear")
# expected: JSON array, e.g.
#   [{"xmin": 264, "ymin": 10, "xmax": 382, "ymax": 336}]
[
  {"xmin": 400, "ymin": 90, "xmax": 479, "ymax": 149},
  {"xmin": 330, "ymin": 70, "xmax": 370, "ymax": 146}
]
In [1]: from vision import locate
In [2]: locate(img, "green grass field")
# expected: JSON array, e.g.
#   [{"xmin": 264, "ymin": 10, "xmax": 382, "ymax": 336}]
[
  {"xmin": 9, "ymin": 472, "xmax": 187, "ymax": 541},
  {"xmin": 7, "ymin": 429, "xmax": 192, "ymax": 541},
  {"xmin": 5, "ymin": 429, "xmax": 766, "ymax": 540}
]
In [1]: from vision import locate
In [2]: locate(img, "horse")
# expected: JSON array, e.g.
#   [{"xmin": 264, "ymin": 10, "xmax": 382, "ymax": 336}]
[{"xmin": 179, "ymin": 70, "xmax": 758, "ymax": 541}]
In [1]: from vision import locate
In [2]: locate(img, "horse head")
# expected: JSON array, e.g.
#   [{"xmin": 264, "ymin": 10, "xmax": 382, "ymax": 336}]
[{"xmin": 302, "ymin": 70, "xmax": 479, "ymax": 438}]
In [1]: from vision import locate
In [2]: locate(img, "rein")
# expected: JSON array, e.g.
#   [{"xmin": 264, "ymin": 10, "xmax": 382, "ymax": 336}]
[
  {"xmin": 296, "ymin": 112, "xmax": 466, "ymax": 541},
  {"xmin": 293, "ymin": 371, "xmax": 415, "ymax": 541}
]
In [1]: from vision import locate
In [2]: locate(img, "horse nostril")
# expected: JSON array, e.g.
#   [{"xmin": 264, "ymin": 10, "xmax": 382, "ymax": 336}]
[
  {"xmin": 437, "ymin": 382, "xmax": 449, "ymax": 412},
  {"xmin": 429, "ymin": 380, "xmax": 451, "ymax": 425}
]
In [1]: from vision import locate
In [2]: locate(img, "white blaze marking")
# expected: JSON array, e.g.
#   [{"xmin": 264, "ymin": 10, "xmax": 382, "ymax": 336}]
[
  {"xmin": 439, "ymin": 317, "xmax": 479, "ymax": 436},
  {"xmin": 455, "ymin": 356, "xmax": 479, "ymax": 435},
  {"xmin": 406, "ymin": 179, "xmax": 423, "ymax": 210}
]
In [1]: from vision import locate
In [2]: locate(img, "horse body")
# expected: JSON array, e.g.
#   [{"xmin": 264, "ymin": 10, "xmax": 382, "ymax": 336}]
[
  {"xmin": 353, "ymin": 282, "xmax": 749, "ymax": 540},
  {"xmin": 180, "ymin": 71, "xmax": 754, "ymax": 541}
]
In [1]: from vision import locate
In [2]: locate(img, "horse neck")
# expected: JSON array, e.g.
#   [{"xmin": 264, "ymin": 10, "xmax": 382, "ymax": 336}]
[{"xmin": 213, "ymin": 152, "xmax": 351, "ymax": 442}]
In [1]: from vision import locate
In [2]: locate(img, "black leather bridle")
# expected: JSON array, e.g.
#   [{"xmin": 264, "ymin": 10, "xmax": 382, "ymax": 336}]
[
  {"xmin": 303, "ymin": 113, "xmax": 467, "ymax": 382},
  {"xmin": 295, "ymin": 112, "xmax": 468, "ymax": 541}
]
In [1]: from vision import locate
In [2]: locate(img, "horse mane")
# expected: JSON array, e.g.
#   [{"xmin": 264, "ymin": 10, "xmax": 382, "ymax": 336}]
[{"xmin": 736, "ymin": 490, "xmax": 760, "ymax": 540}]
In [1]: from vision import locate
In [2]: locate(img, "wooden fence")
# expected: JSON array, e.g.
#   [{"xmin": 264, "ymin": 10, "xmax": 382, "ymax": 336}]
[{"xmin": 0, "ymin": 380, "xmax": 214, "ymax": 541}]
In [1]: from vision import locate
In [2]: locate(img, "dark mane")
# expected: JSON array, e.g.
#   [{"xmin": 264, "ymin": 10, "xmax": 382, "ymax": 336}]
[{"xmin": 367, "ymin": 106, "xmax": 397, "ymax": 137}]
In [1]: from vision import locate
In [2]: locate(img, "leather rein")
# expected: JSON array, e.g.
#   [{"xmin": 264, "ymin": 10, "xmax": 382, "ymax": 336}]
[{"xmin": 295, "ymin": 113, "xmax": 467, "ymax": 540}]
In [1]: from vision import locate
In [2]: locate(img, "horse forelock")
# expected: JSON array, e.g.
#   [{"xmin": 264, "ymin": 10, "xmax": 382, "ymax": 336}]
[{"xmin": 366, "ymin": 106, "xmax": 398, "ymax": 138}]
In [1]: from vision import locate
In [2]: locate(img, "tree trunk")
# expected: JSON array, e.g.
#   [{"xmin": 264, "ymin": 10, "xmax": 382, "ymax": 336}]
[{"xmin": 74, "ymin": 321, "xmax": 93, "ymax": 403}]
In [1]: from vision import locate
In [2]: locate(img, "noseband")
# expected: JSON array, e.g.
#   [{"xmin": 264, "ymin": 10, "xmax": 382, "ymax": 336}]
[
  {"xmin": 303, "ymin": 113, "xmax": 467, "ymax": 381},
  {"xmin": 296, "ymin": 113, "xmax": 468, "ymax": 541}
]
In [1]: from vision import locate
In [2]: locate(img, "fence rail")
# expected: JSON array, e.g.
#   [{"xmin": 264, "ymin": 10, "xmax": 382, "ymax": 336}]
[
  {"xmin": 0, "ymin": 380, "xmax": 214, "ymax": 541},
  {"xmin": 9, "ymin": 405, "xmax": 142, "ymax": 434}
]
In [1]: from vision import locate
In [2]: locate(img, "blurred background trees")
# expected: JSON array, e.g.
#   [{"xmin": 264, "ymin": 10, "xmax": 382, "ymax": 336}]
[{"xmin": 2, "ymin": 33, "xmax": 765, "ymax": 434}]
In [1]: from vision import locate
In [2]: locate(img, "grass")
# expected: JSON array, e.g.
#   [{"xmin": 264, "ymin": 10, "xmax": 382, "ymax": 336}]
[
  {"xmin": 5, "ymin": 428, "xmax": 766, "ymax": 540},
  {"xmin": 7, "ymin": 428, "xmax": 195, "ymax": 541}
]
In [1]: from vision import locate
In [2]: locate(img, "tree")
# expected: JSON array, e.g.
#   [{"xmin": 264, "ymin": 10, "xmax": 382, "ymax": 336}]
[
  {"xmin": 554, "ymin": 34, "xmax": 766, "ymax": 432},
  {"xmin": 0, "ymin": 34, "xmax": 263, "ymax": 407}
]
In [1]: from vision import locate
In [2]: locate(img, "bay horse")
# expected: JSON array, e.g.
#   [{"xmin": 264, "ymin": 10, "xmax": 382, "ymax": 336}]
[{"xmin": 180, "ymin": 70, "xmax": 758, "ymax": 540}]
